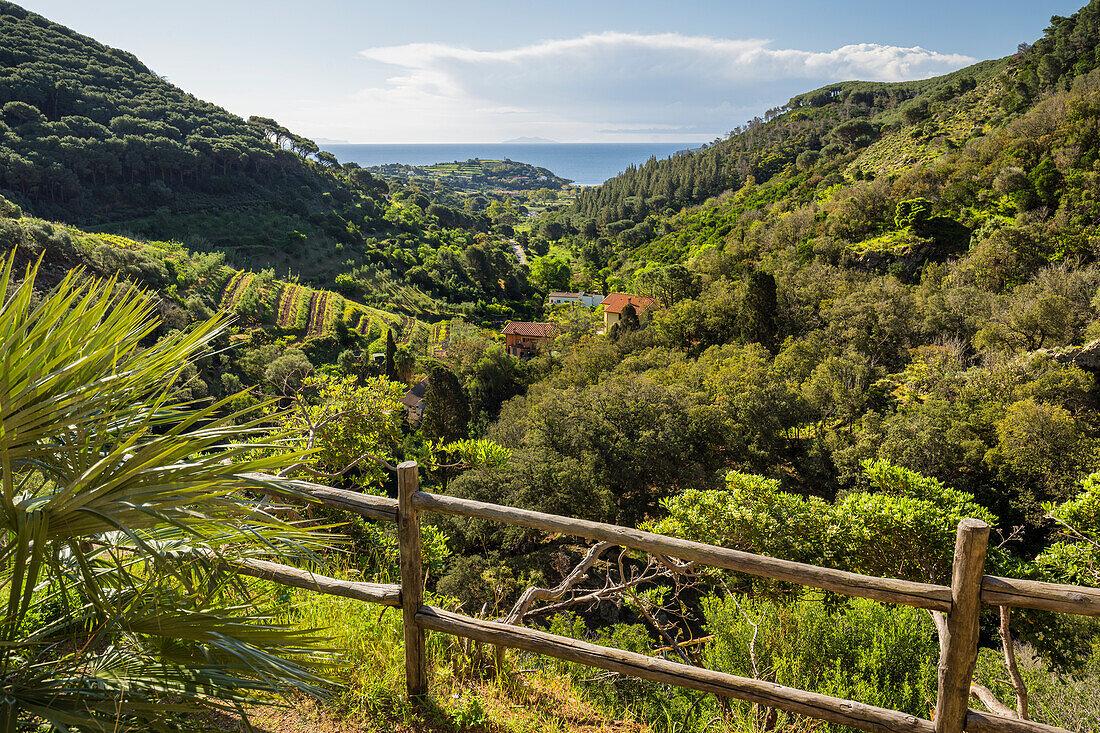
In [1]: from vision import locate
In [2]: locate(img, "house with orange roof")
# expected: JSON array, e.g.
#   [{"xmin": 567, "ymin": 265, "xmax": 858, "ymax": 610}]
[
  {"xmin": 599, "ymin": 293, "xmax": 657, "ymax": 331},
  {"xmin": 502, "ymin": 321, "xmax": 559, "ymax": 358}
]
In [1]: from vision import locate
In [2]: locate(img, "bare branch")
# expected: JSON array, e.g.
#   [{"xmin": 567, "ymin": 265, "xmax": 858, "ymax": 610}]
[
  {"xmin": 278, "ymin": 451, "xmax": 396, "ymax": 479},
  {"xmin": 654, "ymin": 635, "xmax": 714, "ymax": 655},
  {"xmin": 503, "ymin": 541, "xmax": 615, "ymax": 624},
  {"xmin": 1046, "ymin": 512, "xmax": 1100, "ymax": 552},
  {"xmin": 999, "ymin": 606, "xmax": 1029, "ymax": 720},
  {"xmin": 970, "ymin": 683, "xmax": 1018, "ymax": 718},
  {"xmin": 625, "ymin": 580, "xmax": 693, "ymax": 665},
  {"xmin": 994, "ymin": 525, "xmax": 1026, "ymax": 550}
]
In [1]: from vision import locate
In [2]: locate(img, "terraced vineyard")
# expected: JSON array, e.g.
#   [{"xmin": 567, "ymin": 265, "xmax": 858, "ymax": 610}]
[
  {"xmin": 276, "ymin": 284, "xmax": 301, "ymax": 328},
  {"xmin": 219, "ymin": 271, "xmax": 253, "ymax": 311},
  {"xmin": 430, "ymin": 320, "xmax": 450, "ymax": 359},
  {"xmin": 398, "ymin": 315, "xmax": 418, "ymax": 344},
  {"xmin": 63, "ymin": 222, "xmax": 424, "ymax": 345},
  {"xmin": 307, "ymin": 291, "xmax": 329, "ymax": 338}
]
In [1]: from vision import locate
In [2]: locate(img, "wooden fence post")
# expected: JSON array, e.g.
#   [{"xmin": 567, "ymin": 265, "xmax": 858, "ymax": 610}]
[
  {"xmin": 935, "ymin": 518, "xmax": 989, "ymax": 733},
  {"xmin": 398, "ymin": 460, "xmax": 428, "ymax": 698}
]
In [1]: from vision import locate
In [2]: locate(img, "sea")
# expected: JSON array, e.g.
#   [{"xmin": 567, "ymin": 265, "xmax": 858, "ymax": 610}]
[{"xmin": 323, "ymin": 142, "xmax": 700, "ymax": 187}]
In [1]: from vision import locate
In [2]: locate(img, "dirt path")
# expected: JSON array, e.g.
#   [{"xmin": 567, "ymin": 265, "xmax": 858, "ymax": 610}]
[{"xmin": 510, "ymin": 239, "xmax": 527, "ymax": 265}]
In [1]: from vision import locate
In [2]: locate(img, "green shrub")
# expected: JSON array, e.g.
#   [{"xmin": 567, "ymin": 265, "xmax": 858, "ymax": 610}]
[
  {"xmin": 0, "ymin": 194, "xmax": 21, "ymax": 219},
  {"xmin": 704, "ymin": 593, "xmax": 938, "ymax": 728},
  {"xmin": 974, "ymin": 639, "xmax": 1100, "ymax": 731}
]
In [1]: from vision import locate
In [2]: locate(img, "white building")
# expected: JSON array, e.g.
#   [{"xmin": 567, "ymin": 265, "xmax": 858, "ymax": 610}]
[{"xmin": 546, "ymin": 291, "xmax": 605, "ymax": 307}]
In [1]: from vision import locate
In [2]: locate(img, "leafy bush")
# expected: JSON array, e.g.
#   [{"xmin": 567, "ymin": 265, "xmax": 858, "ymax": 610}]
[{"xmin": 704, "ymin": 594, "xmax": 938, "ymax": 728}]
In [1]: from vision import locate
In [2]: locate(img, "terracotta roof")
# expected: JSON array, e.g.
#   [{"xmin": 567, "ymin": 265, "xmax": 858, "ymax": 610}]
[
  {"xmin": 502, "ymin": 321, "xmax": 559, "ymax": 338},
  {"xmin": 599, "ymin": 293, "xmax": 657, "ymax": 314}
]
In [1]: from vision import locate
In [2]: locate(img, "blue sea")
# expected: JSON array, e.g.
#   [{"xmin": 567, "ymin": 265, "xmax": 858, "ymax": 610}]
[{"xmin": 324, "ymin": 143, "xmax": 699, "ymax": 187}]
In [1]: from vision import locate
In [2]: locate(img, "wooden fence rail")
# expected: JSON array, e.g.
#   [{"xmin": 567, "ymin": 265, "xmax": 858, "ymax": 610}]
[{"xmin": 239, "ymin": 467, "xmax": 1097, "ymax": 733}]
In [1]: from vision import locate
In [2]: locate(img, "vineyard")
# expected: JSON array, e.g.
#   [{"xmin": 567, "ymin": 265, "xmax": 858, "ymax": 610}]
[
  {"xmin": 307, "ymin": 291, "xmax": 329, "ymax": 337},
  {"xmin": 218, "ymin": 271, "xmax": 253, "ymax": 311},
  {"xmin": 429, "ymin": 320, "xmax": 450, "ymax": 359},
  {"xmin": 69, "ymin": 222, "xmax": 426, "ymax": 345},
  {"xmin": 276, "ymin": 284, "xmax": 299, "ymax": 328}
]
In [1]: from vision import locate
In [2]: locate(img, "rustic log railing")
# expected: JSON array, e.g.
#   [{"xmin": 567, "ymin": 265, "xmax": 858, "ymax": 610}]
[{"xmin": 241, "ymin": 465, "xmax": 1099, "ymax": 733}]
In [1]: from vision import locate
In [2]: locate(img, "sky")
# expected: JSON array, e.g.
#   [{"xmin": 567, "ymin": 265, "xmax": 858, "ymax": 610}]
[{"xmin": 14, "ymin": 1, "xmax": 1089, "ymax": 144}]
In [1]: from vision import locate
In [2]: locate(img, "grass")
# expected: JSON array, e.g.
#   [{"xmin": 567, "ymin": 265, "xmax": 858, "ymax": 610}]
[{"xmin": 216, "ymin": 580, "xmax": 653, "ymax": 733}]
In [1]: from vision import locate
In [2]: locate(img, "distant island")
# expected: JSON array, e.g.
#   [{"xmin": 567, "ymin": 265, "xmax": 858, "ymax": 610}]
[
  {"xmin": 368, "ymin": 158, "xmax": 572, "ymax": 192},
  {"xmin": 503, "ymin": 136, "xmax": 557, "ymax": 144}
]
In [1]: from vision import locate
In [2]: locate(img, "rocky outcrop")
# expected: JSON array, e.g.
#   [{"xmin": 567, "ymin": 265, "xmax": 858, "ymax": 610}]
[{"xmin": 1051, "ymin": 340, "xmax": 1100, "ymax": 372}]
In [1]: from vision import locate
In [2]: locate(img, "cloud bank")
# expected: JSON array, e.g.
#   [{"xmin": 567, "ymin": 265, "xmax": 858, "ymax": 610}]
[{"xmin": 344, "ymin": 32, "xmax": 975, "ymax": 142}]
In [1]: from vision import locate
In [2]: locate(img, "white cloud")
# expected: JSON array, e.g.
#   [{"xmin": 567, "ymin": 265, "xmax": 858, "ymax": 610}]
[{"xmin": 318, "ymin": 32, "xmax": 975, "ymax": 142}]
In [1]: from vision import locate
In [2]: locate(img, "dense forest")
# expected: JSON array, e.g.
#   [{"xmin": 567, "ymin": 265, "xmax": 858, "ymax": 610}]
[{"xmin": 6, "ymin": 1, "xmax": 1100, "ymax": 732}]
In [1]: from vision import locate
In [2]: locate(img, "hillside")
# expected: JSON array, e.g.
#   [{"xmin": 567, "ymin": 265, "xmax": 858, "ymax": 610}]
[
  {"xmin": 553, "ymin": 60, "xmax": 1006, "ymax": 234},
  {"xmin": 0, "ymin": 199, "xmax": 457, "ymax": 404},
  {"xmin": 0, "ymin": 2, "xmax": 356, "ymax": 245},
  {"xmin": 414, "ymin": 9, "xmax": 1100, "ymax": 729},
  {"xmin": 530, "ymin": 4, "xmax": 1100, "ymax": 291},
  {"xmin": 0, "ymin": 1, "xmax": 536, "ymax": 316}
]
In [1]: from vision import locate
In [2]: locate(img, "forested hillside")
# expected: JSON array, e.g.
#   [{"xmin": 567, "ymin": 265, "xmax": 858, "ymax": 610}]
[
  {"xmin": 415, "ymin": 7, "xmax": 1100, "ymax": 730},
  {"xmin": 536, "ymin": 3, "xmax": 1100, "ymax": 283},
  {"xmin": 561, "ymin": 61, "xmax": 1005, "ymax": 228},
  {"xmin": 496, "ymin": 3, "xmax": 1100, "ymax": 551},
  {"xmin": 0, "ymin": 1, "xmax": 538, "ymax": 316},
  {"xmin": 371, "ymin": 158, "xmax": 572, "ymax": 192}
]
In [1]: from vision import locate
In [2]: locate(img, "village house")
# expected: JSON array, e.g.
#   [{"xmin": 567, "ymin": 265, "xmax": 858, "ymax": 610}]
[
  {"xmin": 502, "ymin": 321, "xmax": 559, "ymax": 358},
  {"xmin": 399, "ymin": 377, "xmax": 429, "ymax": 422},
  {"xmin": 546, "ymin": 291, "xmax": 605, "ymax": 307},
  {"xmin": 600, "ymin": 293, "xmax": 657, "ymax": 331}
]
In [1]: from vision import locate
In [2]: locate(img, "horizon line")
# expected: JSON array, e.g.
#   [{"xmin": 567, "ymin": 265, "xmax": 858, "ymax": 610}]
[{"xmin": 318, "ymin": 140, "xmax": 711, "ymax": 146}]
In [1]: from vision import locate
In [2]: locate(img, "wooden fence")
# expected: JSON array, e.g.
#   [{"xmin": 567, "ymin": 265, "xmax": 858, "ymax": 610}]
[{"xmin": 239, "ymin": 464, "xmax": 1100, "ymax": 733}]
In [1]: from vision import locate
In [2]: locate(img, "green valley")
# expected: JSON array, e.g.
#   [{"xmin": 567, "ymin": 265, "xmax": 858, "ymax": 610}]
[{"xmin": 4, "ymin": 1, "xmax": 1100, "ymax": 732}]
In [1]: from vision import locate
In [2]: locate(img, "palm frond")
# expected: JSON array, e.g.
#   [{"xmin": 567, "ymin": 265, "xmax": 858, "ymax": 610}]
[{"xmin": 0, "ymin": 252, "xmax": 343, "ymax": 729}]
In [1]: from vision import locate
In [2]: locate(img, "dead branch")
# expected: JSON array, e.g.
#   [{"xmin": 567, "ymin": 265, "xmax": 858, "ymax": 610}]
[
  {"xmin": 994, "ymin": 525, "xmax": 1026, "ymax": 550},
  {"xmin": 970, "ymin": 683, "xmax": 1018, "ymax": 718},
  {"xmin": 999, "ymin": 606, "xmax": 1029, "ymax": 720},
  {"xmin": 278, "ymin": 451, "xmax": 396, "ymax": 479},
  {"xmin": 1045, "ymin": 512, "xmax": 1100, "ymax": 552},
  {"xmin": 503, "ymin": 541, "xmax": 615, "ymax": 624},
  {"xmin": 655, "ymin": 635, "xmax": 714, "ymax": 654}
]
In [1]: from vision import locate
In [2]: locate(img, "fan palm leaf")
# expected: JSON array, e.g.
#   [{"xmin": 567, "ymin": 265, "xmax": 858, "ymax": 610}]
[{"xmin": 0, "ymin": 254, "xmax": 341, "ymax": 731}]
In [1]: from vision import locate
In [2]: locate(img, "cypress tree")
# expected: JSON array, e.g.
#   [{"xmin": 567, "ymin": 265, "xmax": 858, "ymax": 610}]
[{"xmin": 385, "ymin": 329, "xmax": 396, "ymax": 380}]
